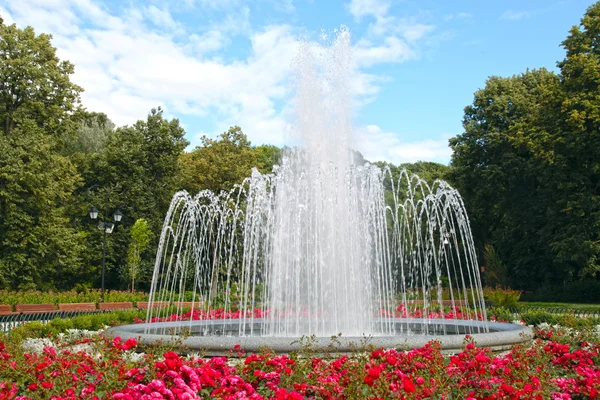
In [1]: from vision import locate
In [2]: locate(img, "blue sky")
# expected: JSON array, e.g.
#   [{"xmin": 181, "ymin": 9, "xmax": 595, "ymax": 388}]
[{"xmin": 0, "ymin": 0, "xmax": 595, "ymax": 164}]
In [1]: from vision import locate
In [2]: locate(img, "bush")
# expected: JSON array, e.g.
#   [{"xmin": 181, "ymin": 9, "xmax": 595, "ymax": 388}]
[
  {"xmin": 0, "ymin": 289, "xmax": 149, "ymax": 305},
  {"xmin": 520, "ymin": 309, "xmax": 560, "ymax": 326},
  {"xmin": 487, "ymin": 306, "xmax": 513, "ymax": 322},
  {"xmin": 483, "ymin": 287, "xmax": 521, "ymax": 307}
]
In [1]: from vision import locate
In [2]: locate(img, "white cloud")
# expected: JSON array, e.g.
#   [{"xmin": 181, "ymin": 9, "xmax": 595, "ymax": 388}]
[
  {"xmin": 144, "ymin": 5, "xmax": 178, "ymax": 30},
  {"xmin": 2, "ymin": 0, "xmax": 298, "ymax": 147},
  {"xmin": 345, "ymin": 0, "xmax": 434, "ymax": 71},
  {"xmin": 354, "ymin": 37, "xmax": 415, "ymax": 67},
  {"xmin": 400, "ymin": 24, "xmax": 434, "ymax": 42},
  {"xmin": 355, "ymin": 125, "xmax": 452, "ymax": 164},
  {"xmin": 187, "ymin": 30, "xmax": 227, "ymax": 55},
  {"xmin": 500, "ymin": 10, "xmax": 531, "ymax": 21},
  {"xmin": 3, "ymin": 0, "xmax": 437, "ymax": 155},
  {"xmin": 0, "ymin": 6, "xmax": 14, "ymax": 24},
  {"xmin": 348, "ymin": 0, "xmax": 390, "ymax": 20}
]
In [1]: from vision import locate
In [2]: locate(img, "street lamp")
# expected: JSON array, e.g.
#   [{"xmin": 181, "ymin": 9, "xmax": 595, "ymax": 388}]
[{"xmin": 89, "ymin": 189, "xmax": 125, "ymax": 302}]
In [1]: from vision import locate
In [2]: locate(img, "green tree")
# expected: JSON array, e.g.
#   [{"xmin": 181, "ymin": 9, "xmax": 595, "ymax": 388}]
[
  {"xmin": 65, "ymin": 112, "xmax": 115, "ymax": 155},
  {"xmin": 0, "ymin": 122, "xmax": 84, "ymax": 289},
  {"xmin": 255, "ymin": 145, "xmax": 282, "ymax": 174},
  {"xmin": 178, "ymin": 126, "xmax": 265, "ymax": 194},
  {"xmin": 0, "ymin": 19, "xmax": 84, "ymax": 289},
  {"xmin": 449, "ymin": 69, "xmax": 560, "ymax": 289},
  {"xmin": 482, "ymin": 244, "xmax": 508, "ymax": 288},
  {"xmin": 449, "ymin": 2, "xmax": 600, "ymax": 289},
  {"xmin": 550, "ymin": 2, "xmax": 600, "ymax": 280},
  {"xmin": 0, "ymin": 20, "xmax": 82, "ymax": 138},
  {"xmin": 125, "ymin": 218, "xmax": 152, "ymax": 292},
  {"xmin": 76, "ymin": 108, "xmax": 188, "ymax": 290}
]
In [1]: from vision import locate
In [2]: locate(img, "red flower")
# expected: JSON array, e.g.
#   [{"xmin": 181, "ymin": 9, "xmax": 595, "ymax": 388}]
[
  {"xmin": 41, "ymin": 381, "xmax": 54, "ymax": 389},
  {"xmin": 403, "ymin": 378, "xmax": 415, "ymax": 393}
]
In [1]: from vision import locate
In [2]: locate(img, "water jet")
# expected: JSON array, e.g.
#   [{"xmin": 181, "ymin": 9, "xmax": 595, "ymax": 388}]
[{"xmin": 108, "ymin": 28, "xmax": 532, "ymax": 354}]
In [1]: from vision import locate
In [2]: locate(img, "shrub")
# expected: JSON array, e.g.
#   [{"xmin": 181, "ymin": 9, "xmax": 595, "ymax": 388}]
[
  {"xmin": 0, "ymin": 289, "xmax": 150, "ymax": 305},
  {"xmin": 483, "ymin": 287, "xmax": 521, "ymax": 307},
  {"xmin": 487, "ymin": 306, "xmax": 513, "ymax": 322},
  {"xmin": 520, "ymin": 309, "xmax": 559, "ymax": 326}
]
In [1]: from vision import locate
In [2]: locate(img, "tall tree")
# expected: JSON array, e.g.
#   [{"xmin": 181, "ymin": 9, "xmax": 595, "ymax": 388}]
[
  {"xmin": 0, "ymin": 19, "xmax": 82, "ymax": 138},
  {"xmin": 551, "ymin": 2, "xmax": 600, "ymax": 279},
  {"xmin": 0, "ymin": 20, "xmax": 84, "ymax": 289},
  {"xmin": 77, "ymin": 108, "xmax": 188, "ymax": 290},
  {"xmin": 449, "ymin": 69, "xmax": 560, "ymax": 289},
  {"xmin": 178, "ymin": 126, "xmax": 265, "ymax": 195}
]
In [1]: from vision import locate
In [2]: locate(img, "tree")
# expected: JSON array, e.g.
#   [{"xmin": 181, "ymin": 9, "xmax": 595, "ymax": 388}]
[
  {"xmin": 255, "ymin": 145, "xmax": 282, "ymax": 174},
  {"xmin": 72, "ymin": 108, "xmax": 188, "ymax": 290},
  {"xmin": 482, "ymin": 244, "xmax": 508, "ymax": 288},
  {"xmin": 449, "ymin": 69, "xmax": 560, "ymax": 289},
  {"xmin": 125, "ymin": 218, "xmax": 152, "ymax": 292},
  {"xmin": 0, "ymin": 122, "xmax": 83, "ymax": 289},
  {"xmin": 178, "ymin": 126, "xmax": 265, "ymax": 195},
  {"xmin": 0, "ymin": 20, "xmax": 84, "ymax": 289},
  {"xmin": 0, "ymin": 20, "xmax": 82, "ymax": 137},
  {"xmin": 65, "ymin": 112, "xmax": 115, "ymax": 155},
  {"xmin": 551, "ymin": 2, "xmax": 600, "ymax": 280}
]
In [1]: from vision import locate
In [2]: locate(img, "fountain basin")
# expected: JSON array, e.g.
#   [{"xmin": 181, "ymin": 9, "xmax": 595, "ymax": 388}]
[{"xmin": 106, "ymin": 319, "xmax": 532, "ymax": 356}]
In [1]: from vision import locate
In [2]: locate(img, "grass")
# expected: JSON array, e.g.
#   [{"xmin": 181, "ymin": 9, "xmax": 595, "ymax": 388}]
[{"xmin": 518, "ymin": 301, "xmax": 600, "ymax": 311}]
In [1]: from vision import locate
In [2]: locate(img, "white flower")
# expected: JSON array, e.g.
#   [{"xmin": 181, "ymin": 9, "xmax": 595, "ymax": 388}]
[
  {"xmin": 123, "ymin": 351, "xmax": 146, "ymax": 363},
  {"xmin": 21, "ymin": 338, "xmax": 55, "ymax": 354}
]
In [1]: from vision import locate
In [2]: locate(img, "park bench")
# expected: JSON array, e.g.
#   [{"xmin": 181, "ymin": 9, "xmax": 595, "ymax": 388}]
[
  {"xmin": 58, "ymin": 302, "xmax": 98, "ymax": 312},
  {"xmin": 15, "ymin": 304, "xmax": 57, "ymax": 314},
  {"xmin": 98, "ymin": 301, "xmax": 133, "ymax": 310},
  {"xmin": 136, "ymin": 301, "xmax": 170, "ymax": 310},
  {"xmin": 0, "ymin": 305, "xmax": 18, "ymax": 316}
]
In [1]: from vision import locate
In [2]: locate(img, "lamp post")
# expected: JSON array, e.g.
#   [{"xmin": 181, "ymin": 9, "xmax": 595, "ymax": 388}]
[{"xmin": 88, "ymin": 187, "xmax": 124, "ymax": 302}]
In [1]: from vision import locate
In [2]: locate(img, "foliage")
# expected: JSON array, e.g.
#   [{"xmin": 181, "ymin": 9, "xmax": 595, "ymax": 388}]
[
  {"xmin": 482, "ymin": 244, "xmax": 508, "ymax": 287},
  {"xmin": 483, "ymin": 287, "xmax": 521, "ymax": 308},
  {"xmin": 449, "ymin": 4, "xmax": 600, "ymax": 291},
  {"xmin": 0, "ymin": 20, "xmax": 87, "ymax": 290},
  {"xmin": 486, "ymin": 306, "xmax": 513, "ymax": 323},
  {"xmin": 0, "ymin": 119, "xmax": 84, "ymax": 290},
  {"xmin": 375, "ymin": 160, "xmax": 452, "ymax": 189},
  {"xmin": 124, "ymin": 218, "xmax": 152, "ymax": 292},
  {"xmin": 178, "ymin": 126, "xmax": 265, "ymax": 195},
  {"xmin": 0, "ymin": 289, "xmax": 148, "ymax": 306},
  {"xmin": 449, "ymin": 68, "xmax": 560, "ymax": 289},
  {"xmin": 64, "ymin": 112, "xmax": 115, "ymax": 155},
  {"xmin": 255, "ymin": 144, "xmax": 282, "ymax": 174},
  {"xmin": 71, "ymin": 108, "xmax": 189, "ymax": 291},
  {"xmin": 0, "ymin": 20, "xmax": 82, "ymax": 138},
  {"xmin": 521, "ymin": 280, "xmax": 600, "ymax": 303}
]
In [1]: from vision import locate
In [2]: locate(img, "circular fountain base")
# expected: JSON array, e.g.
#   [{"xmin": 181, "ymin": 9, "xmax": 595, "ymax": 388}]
[{"xmin": 106, "ymin": 319, "xmax": 532, "ymax": 356}]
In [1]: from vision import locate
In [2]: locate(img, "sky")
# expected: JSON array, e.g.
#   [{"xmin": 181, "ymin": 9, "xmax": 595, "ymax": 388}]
[{"xmin": 0, "ymin": 0, "xmax": 596, "ymax": 164}]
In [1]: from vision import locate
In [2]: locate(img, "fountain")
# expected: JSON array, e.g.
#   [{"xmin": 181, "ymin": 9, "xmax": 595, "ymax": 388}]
[{"xmin": 108, "ymin": 28, "xmax": 531, "ymax": 354}]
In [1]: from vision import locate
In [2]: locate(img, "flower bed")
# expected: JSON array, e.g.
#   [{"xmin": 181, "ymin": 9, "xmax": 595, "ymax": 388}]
[
  {"xmin": 0, "ymin": 322, "xmax": 599, "ymax": 399},
  {"xmin": 141, "ymin": 305, "xmax": 484, "ymax": 324}
]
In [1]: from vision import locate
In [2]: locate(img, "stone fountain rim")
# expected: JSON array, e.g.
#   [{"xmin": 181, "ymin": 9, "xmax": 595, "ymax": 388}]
[{"xmin": 106, "ymin": 318, "xmax": 533, "ymax": 355}]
